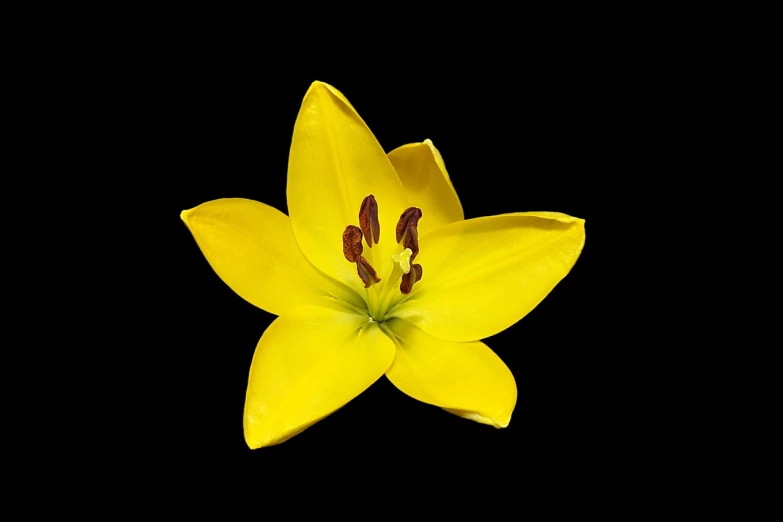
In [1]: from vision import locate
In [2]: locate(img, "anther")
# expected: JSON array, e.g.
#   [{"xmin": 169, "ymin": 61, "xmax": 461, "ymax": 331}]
[
  {"xmin": 395, "ymin": 207, "xmax": 422, "ymax": 244},
  {"xmin": 343, "ymin": 225, "xmax": 381, "ymax": 287},
  {"xmin": 400, "ymin": 264, "xmax": 422, "ymax": 294},
  {"xmin": 342, "ymin": 225, "xmax": 363, "ymax": 262},
  {"xmin": 395, "ymin": 207, "xmax": 423, "ymax": 292},
  {"xmin": 359, "ymin": 195, "xmax": 380, "ymax": 248},
  {"xmin": 403, "ymin": 224, "xmax": 419, "ymax": 261},
  {"xmin": 357, "ymin": 257, "xmax": 382, "ymax": 288}
]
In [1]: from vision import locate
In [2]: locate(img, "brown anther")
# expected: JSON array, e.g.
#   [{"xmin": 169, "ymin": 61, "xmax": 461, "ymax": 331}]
[
  {"xmin": 396, "ymin": 207, "xmax": 422, "ymax": 244},
  {"xmin": 400, "ymin": 264, "xmax": 422, "ymax": 294},
  {"xmin": 359, "ymin": 195, "xmax": 380, "ymax": 248},
  {"xmin": 403, "ymin": 224, "xmax": 419, "ymax": 261},
  {"xmin": 356, "ymin": 256, "xmax": 382, "ymax": 288},
  {"xmin": 342, "ymin": 225, "xmax": 363, "ymax": 262}
]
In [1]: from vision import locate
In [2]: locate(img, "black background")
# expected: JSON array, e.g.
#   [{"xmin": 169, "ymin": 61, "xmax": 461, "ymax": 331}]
[{"xmin": 150, "ymin": 57, "xmax": 625, "ymax": 480}]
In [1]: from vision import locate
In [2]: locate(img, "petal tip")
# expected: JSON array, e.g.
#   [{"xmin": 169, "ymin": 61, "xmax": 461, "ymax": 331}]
[
  {"xmin": 486, "ymin": 412, "xmax": 512, "ymax": 429},
  {"xmin": 309, "ymin": 79, "xmax": 327, "ymax": 90},
  {"xmin": 308, "ymin": 80, "xmax": 338, "ymax": 98},
  {"xmin": 303, "ymin": 81, "xmax": 328, "ymax": 102},
  {"xmin": 243, "ymin": 413, "xmax": 275, "ymax": 450},
  {"xmin": 495, "ymin": 413, "xmax": 512, "ymax": 429},
  {"xmin": 180, "ymin": 208, "xmax": 193, "ymax": 224},
  {"xmin": 444, "ymin": 408, "xmax": 513, "ymax": 428},
  {"xmin": 305, "ymin": 81, "xmax": 356, "ymax": 112}
]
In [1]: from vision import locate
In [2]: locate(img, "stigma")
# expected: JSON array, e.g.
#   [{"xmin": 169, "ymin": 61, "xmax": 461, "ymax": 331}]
[{"xmin": 392, "ymin": 248, "xmax": 413, "ymax": 274}]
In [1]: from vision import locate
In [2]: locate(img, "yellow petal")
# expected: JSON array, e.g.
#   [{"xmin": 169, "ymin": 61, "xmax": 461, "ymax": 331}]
[
  {"xmin": 287, "ymin": 81, "xmax": 409, "ymax": 294},
  {"xmin": 243, "ymin": 311, "xmax": 395, "ymax": 448},
  {"xmin": 384, "ymin": 318, "xmax": 516, "ymax": 428},
  {"xmin": 387, "ymin": 139, "xmax": 463, "ymax": 237},
  {"xmin": 387, "ymin": 212, "xmax": 585, "ymax": 342},
  {"xmin": 181, "ymin": 198, "xmax": 364, "ymax": 316}
]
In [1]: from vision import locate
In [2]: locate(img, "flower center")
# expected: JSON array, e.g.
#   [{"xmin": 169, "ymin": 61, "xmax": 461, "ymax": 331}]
[{"xmin": 341, "ymin": 195, "xmax": 424, "ymax": 321}]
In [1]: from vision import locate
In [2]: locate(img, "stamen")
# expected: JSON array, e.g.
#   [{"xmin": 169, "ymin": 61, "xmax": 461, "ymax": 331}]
[
  {"xmin": 395, "ymin": 207, "xmax": 422, "ymax": 243},
  {"xmin": 391, "ymin": 248, "xmax": 413, "ymax": 274},
  {"xmin": 400, "ymin": 264, "xmax": 422, "ymax": 294},
  {"xmin": 403, "ymin": 224, "xmax": 419, "ymax": 261},
  {"xmin": 342, "ymin": 225, "xmax": 363, "ymax": 262},
  {"xmin": 357, "ymin": 256, "xmax": 382, "ymax": 288},
  {"xmin": 343, "ymin": 224, "xmax": 381, "ymax": 287},
  {"xmin": 392, "ymin": 207, "xmax": 424, "ymax": 297},
  {"xmin": 359, "ymin": 195, "xmax": 380, "ymax": 247}
]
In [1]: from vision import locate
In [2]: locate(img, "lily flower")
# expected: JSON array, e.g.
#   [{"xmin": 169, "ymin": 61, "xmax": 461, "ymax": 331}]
[{"xmin": 181, "ymin": 81, "xmax": 585, "ymax": 449}]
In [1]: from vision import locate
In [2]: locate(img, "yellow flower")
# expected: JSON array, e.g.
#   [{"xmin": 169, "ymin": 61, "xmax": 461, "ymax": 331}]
[{"xmin": 181, "ymin": 81, "xmax": 585, "ymax": 449}]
